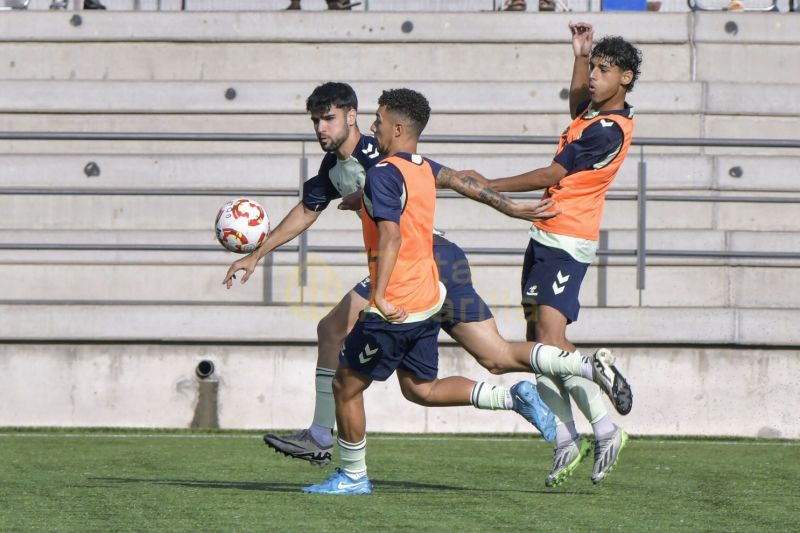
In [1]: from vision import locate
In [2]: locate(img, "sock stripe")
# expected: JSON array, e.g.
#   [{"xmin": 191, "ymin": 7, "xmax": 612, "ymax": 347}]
[
  {"xmin": 530, "ymin": 343, "xmax": 542, "ymax": 374},
  {"xmin": 315, "ymin": 367, "xmax": 336, "ymax": 378},
  {"xmin": 337, "ymin": 436, "xmax": 366, "ymax": 451},
  {"xmin": 471, "ymin": 382, "xmax": 485, "ymax": 407}
]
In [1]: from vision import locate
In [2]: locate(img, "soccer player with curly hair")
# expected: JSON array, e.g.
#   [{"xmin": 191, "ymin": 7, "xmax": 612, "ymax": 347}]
[{"xmin": 459, "ymin": 23, "xmax": 643, "ymax": 486}]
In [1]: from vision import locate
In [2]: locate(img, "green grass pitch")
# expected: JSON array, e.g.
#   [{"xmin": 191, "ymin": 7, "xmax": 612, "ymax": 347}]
[{"xmin": 1, "ymin": 429, "xmax": 797, "ymax": 531}]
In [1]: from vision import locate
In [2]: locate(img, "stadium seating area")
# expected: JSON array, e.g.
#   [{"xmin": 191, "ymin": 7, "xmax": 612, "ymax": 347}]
[{"xmin": 0, "ymin": 8, "xmax": 798, "ymax": 436}]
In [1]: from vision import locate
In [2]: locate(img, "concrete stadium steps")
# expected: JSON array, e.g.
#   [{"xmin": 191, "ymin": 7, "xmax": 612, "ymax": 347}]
[
  {"xmin": 1, "ymin": 12, "xmax": 798, "ymax": 85},
  {"xmin": 3, "ymin": 11, "xmax": 799, "ymax": 46},
  {"xmin": 0, "ymin": 12, "xmax": 694, "ymax": 44},
  {"xmin": 15, "ymin": 0, "xmax": 795, "ymax": 13},
  {"xmin": 2, "ymin": 258, "xmax": 799, "ymax": 309},
  {"xmin": 4, "ymin": 113, "xmax": 799, "ymax": 156},
  {"xmin": 0, "ymin": 43, "xmax": 691, "ymax": 83},
  {"xmin": 4, "ymin": 153, "xmax": 799, "ymax": 192},
  {"xmin": 0, "ymin": 80, "xmax": 700, "ymax": 114},
  {"xmin": 1, "ymin": 303, "xmax": 797, "ymax": 345},
  {"xmin": 1, "ymin": 10, "xmax": 799, "ymax": 436},
  {"xmin": 5, "ymin": 227, "xmax": 795, "ymax": 259},
  {"xmin": 3, "ymin": 231, "xmax": 796, "ymax": 276},
  {"xmin": 4, "ymin": 191, "xmax": 798, "ymax": 234},
  {"xmin": 0, "ymin": 154, "xmax": 306, "ymax": 190},
  {"xmin": 4, "ymin": 80, "xmax": 800, "ymax": 118}
]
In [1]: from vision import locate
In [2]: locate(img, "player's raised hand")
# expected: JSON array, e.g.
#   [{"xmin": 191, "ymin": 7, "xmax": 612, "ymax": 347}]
[
  {"xmin": 510, "ymin": 198, "xmax": 560, "ymax": 222},
  {"xmin": 222, "ymin": 253, "xmax": 259, "ymax": 289},
  {"xmin": 569, "ymin": 22, "xmax": 593, "ymax": 58},
  {"xmin": 374, "ymin": 295, "xmax": 407, "ymax": 323}
]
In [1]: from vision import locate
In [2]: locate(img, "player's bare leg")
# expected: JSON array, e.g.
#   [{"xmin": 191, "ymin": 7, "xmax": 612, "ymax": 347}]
[
  {"xmin": 448, "ymin": 319, "xmax": 528, "ymax": 373},
  {"xmin": 303, "ymin": 366, "xmax": 374, "ymax": 494},
  {"xmin": 449, "ymin": 317, "xmax": 623, "ymax": 409},
  {"xmin": 263, "ymin": 289, "xmax": 366, "ymax": 466},
  {"xmin": 317, "ymin": 289, "xmax": 367, "ymax": 370},
  {"xmin": 449, "ymin": 318, "xmax": 591, "ymax": 378},
  {"xmin": 395, "ymin": 368, "xmax": 556, "ymax": 441}
]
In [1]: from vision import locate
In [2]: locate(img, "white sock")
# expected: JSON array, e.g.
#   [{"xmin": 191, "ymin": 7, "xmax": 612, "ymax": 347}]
[
  {"xmin": 579, "ymin": 352, "xmax": 594, "ymax": 381},
  {"xmin": 592, "ymin": 415, "xmax": 616, "ymax": 440},
  {"xmin": 470, "ymin": 382, "xmax": 512, "ymax": 410},
  {"xmin": 337, "ymin": 436, "xmax": 367, "ymax": 479},
  {"xmin": 555, "ymin": 421, "xmax": 580, "ymax": 448},
  {"xmin": 530, "ymin": 343, "xmax": 589, "ymax": 379}
]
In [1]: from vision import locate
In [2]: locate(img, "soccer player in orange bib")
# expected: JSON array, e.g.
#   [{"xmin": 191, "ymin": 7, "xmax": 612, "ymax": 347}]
[
  {"xmin": 460, "ymin": 23, "xmax": 642, "ymax": 486},
  {"xmin": 303, "ymin": 88, "xmax": 547, "ymax": 495}
]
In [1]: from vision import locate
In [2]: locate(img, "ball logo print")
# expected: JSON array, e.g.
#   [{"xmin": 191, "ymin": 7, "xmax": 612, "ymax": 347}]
[{"xmin": 215, "ymin": 198, "xmax": 270, "ymax": 253}]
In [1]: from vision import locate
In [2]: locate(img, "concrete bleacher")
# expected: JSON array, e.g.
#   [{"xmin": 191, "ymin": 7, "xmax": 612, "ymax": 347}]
[{"xmin": 0, "ymin": 10, "xmax": 798, "ymax": 437}]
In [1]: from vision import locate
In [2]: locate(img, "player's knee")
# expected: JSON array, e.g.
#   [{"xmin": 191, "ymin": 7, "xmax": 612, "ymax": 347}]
[
  {"xmin": 473, "ymin": 346, "xmax": 515, "ymax": 375},
  {"xmin": 317, "ymin": 313, "xmax": 345, "ymax": 344},
  {"xmin": 399, "ymin": 381, "xmax": 431, "ymax": 406},
  {"xmin": 332, "ymin": 373, "xmax": 355, "ymax": 402},
  {"xmin": 474, "ymin": 356, "xmax": 506, "ymax": 375},
  {"xmin": 486, "ymin": 363, "xmax": 507, "ymax": 375}
]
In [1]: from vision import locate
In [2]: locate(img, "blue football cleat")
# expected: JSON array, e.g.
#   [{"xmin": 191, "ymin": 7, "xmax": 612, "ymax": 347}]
[
  {"xmin": 302, "ymin": 468, "xmax": 373, "ymax": 495},
  {"xmin": 510, "ymin": 380, "xmax": 557, "ymax": 442}
]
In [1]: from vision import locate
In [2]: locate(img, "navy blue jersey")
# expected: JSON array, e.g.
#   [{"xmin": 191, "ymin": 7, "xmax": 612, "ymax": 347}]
[
  {"xmin": 554, "ymin": 100, "xmax": 627, "ymax": 176},
  {"xmin": 301, "ymin": 134, "xmax": 382, "ymax": 212},
  {"xmin": 362, "ymin": 152, "xmax": 443, "ymax": 224}
]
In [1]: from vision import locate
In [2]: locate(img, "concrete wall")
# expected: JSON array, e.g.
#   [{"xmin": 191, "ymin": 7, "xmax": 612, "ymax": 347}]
[
  {"xmin": 1, "ymin": 343, "xmax": 798, "ymax": 438},
  {"xmin": 1, "ymin": 11, "xmax": 798, "ymax": 435}
]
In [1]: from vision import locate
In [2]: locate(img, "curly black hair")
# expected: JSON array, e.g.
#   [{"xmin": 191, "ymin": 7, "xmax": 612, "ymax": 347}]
[
  {"xmin": 306, "ymin": 82, "xmax": 358, "ymax": 114},
  {"xmin": 377, "ymin": 88, "xmax": 431, "ymax": 135},
  {"xmin": 591, "ymin": 36, "xmax": 643, "ymax": 92}
]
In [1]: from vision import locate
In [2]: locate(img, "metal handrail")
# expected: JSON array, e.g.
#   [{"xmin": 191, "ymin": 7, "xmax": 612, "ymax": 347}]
[
  {"xmin": 1, "ymin": 187, "xmax": 797, "ymax": 205},
  {"xmin": 2, "ymin": 131, "xmax": 799, "ymax": 298},
  {"xmin": 3, "ymin": 243, "xmax": 798, "ymax": 260},
  {"xmin": 3, "ymin": 131, "xmax": 800, "ymax": 148}
]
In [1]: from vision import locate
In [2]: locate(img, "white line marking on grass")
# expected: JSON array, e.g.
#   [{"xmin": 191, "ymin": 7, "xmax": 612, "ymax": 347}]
[{"xmin": 0, "ymin": 433, "xmax": 797, "ymax": 446}]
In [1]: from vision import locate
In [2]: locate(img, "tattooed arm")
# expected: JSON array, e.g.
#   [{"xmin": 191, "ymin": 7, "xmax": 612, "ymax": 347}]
[{"xmin": 435, "ymin": 166, "xmax": 559, "ymax": 222}]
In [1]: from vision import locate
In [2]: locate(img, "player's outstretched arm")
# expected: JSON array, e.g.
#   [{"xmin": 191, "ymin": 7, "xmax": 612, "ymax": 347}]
[
  {"xmin": 485, "ymin": 161, "xmax": 567, "ymax": 193},
  {"xmin": 222, "ymin": 201, "xmax": 321, "ymax": 289},
  {"xmin": 437, "ymin": 167, "xmax": 560, "ymax": 221}
]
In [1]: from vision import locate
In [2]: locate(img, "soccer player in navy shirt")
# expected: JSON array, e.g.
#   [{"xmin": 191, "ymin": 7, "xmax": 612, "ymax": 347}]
[
  {"xmin": 457, "ymin": 23, "xmax": 640, "ymax": 486},
  {"xmin": 303, "ymin": 88, "xmax": 554, "ymax": 494},
  {"xmin": 223, "ymin": 82, "xmax": 621, "ymax": 471}
]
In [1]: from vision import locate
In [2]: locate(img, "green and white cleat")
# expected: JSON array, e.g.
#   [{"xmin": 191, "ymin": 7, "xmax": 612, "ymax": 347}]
[
  {"xmin": 545, "ymin": 438, "xmax": 592, "ymax": 487},
  {"xmin": 591, "ymin": 427, "xmax": 629, "ymax": 484},
  {"xmin": 592, "ymin": 348, "xmax": 633, "ymax": 415}
]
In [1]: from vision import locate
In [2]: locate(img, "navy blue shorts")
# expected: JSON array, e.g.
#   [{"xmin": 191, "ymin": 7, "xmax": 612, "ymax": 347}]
[
  {"xmin": 350, "ymin": 236, "xmax": 492, "ymax": 334},
  {"xmin": 520, "ymin": 238, "xmax": 589, "ymax": 324},
  {"xmin": 433, "ymin": 235, "xmax": 493, "ymax": 334},
  {"xmin": 339, "ymin": 313, "xmax": 441, "ymax": 381}
]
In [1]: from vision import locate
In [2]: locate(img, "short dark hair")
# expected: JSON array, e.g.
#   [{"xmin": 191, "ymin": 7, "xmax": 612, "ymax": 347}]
[
  {"xmin": 306, "ymin": 82, "xmax": 358, "ymax": 114},
  {"xmin": 377, "ymin": 88, "xmax": 431, "ymax": 136},
  {"xmin": 591, "ymin": 36, "xmax": 643, "ymax": 92}
]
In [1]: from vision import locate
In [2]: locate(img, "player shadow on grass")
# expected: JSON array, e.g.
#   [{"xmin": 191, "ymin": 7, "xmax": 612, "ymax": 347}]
[
  {"xmin": 87, "ymin": 476, "xmax": 470, "ymax": 492},
  {"xmin": 87, "ymin": 477, "xmax": 303, "ymax": 493},
  {"xmin": 88, "ymin": 476, "xmax": 574, "ymax": 495},
  {"xmin": 374, "ymin": 479, "xmax": 587, "ymax": 495}
]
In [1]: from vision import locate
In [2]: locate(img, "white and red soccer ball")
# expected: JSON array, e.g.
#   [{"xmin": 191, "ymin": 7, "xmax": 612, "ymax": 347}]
[{"xmin": 215, "ymin": 198, "xmax": 270, "ymax": 253}]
